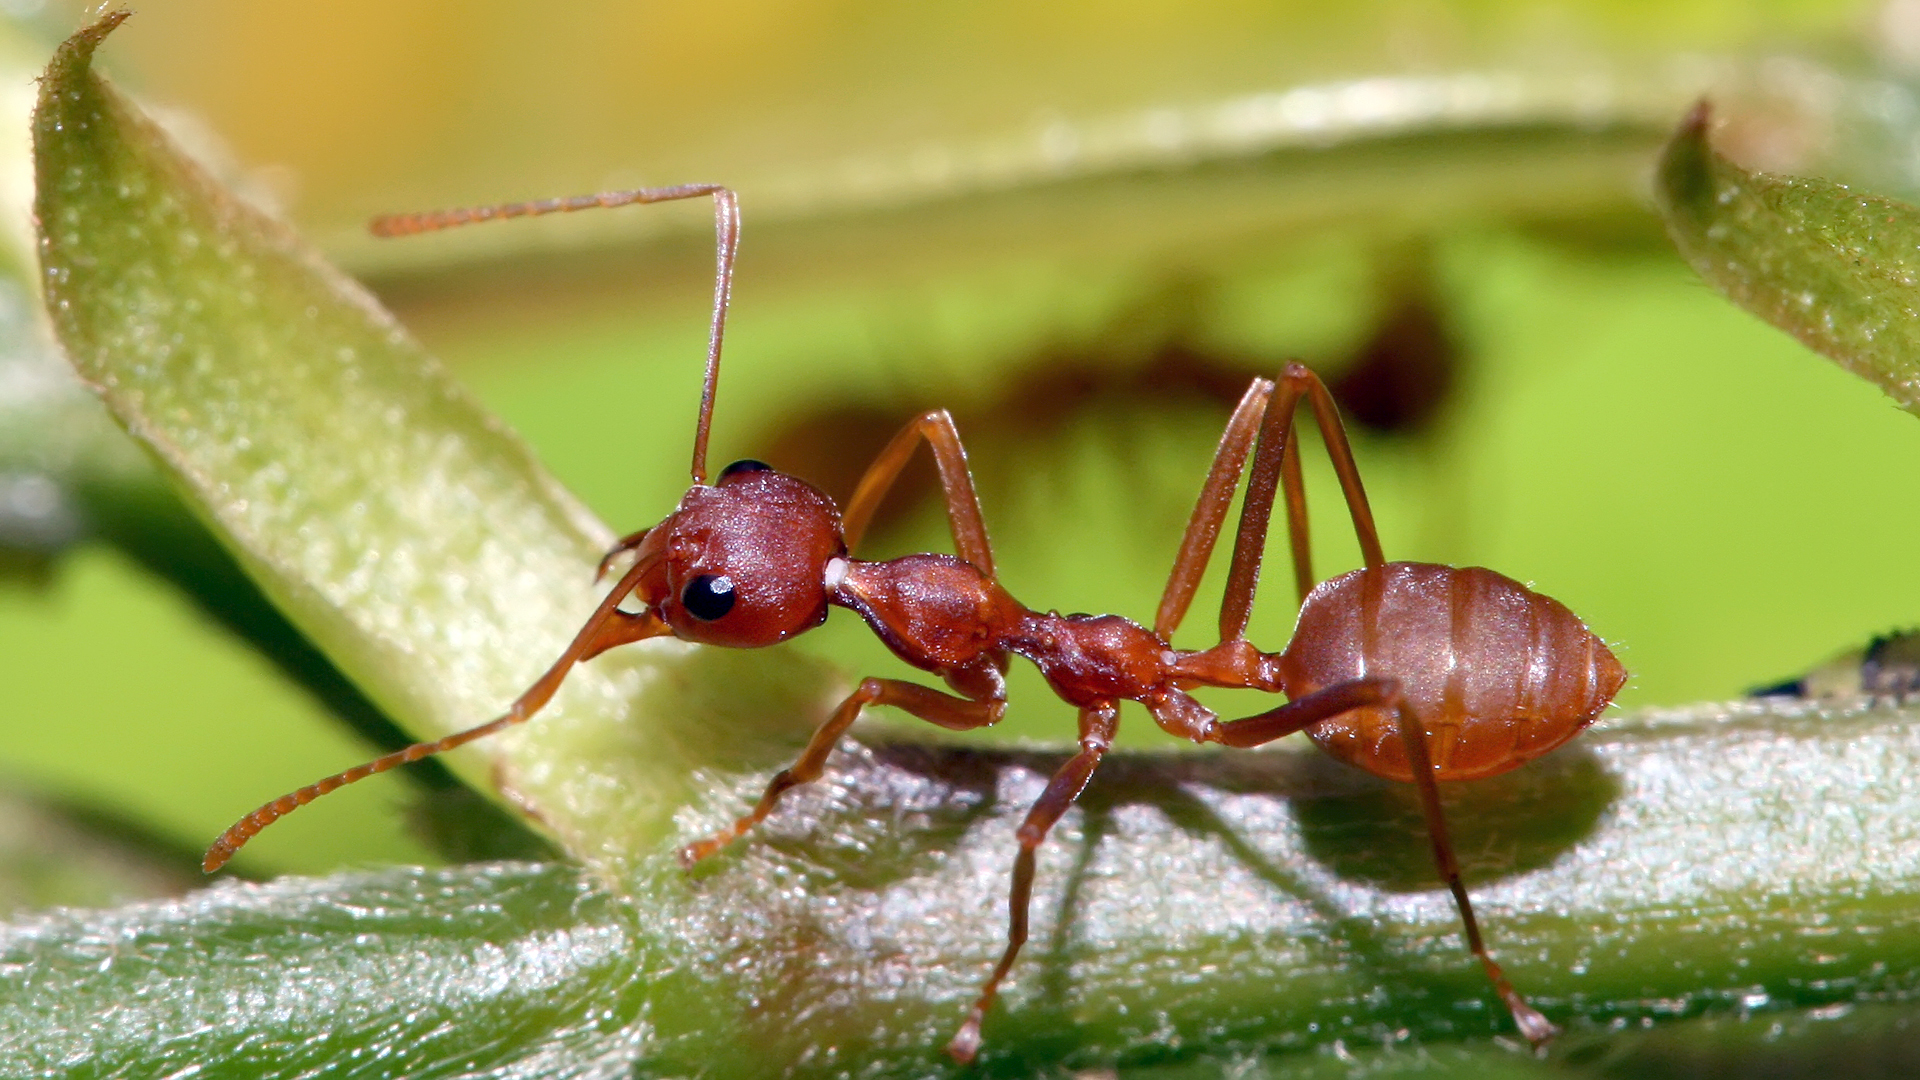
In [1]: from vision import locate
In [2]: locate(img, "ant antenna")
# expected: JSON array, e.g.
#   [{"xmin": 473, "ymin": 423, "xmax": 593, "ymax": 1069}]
[
  {"xmin": 370, "ymin": 184, "xmax": 741, "ymax": 485},
  {"xmin": 203, "ymin": 551, "xmax": 667, "ymax": 871}
]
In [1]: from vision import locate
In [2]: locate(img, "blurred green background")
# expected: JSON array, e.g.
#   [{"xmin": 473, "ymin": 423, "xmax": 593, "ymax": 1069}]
[{"xmin": 3, "ymin": 0, "xmax": 1919, "ymax": 890}]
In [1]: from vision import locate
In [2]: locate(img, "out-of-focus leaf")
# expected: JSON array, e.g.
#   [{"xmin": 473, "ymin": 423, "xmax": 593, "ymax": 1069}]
[
  {"xmin": 31, "ymin": 12, "xmax": 837, "ymax": 874},
  {"xmin": 345, "ymin": 69, "xmax": 1682, "ymax": 281},
  {"xmin": 86, "ymin": 2, "xmax": 1878, "ymax": 259},
  {"xmin": 1656, "ymin": 102, "xmax": 1920, "ymax": 416}
]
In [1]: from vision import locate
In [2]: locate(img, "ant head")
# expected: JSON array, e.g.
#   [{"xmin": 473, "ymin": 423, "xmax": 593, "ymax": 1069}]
[{"xmin": 627, "ymin": 460, "xmax": 845, "ymax": 648}]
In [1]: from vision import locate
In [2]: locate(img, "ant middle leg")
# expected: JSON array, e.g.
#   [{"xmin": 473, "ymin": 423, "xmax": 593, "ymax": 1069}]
[
  {"xmin": 1217, "ymin": 362, "xmax": 1384, "ymax": 640},
  {"xmin": 678, "ymin": 673, "xmax": 1005, "ymax": 866},
  {"xmin": 1157, "ymin": 362, "xmax": 1383, "ymax": 646},
  {"xmin": 1157, "ymin": 378, "xmax": 1271, "ymax": 639},
  {"xmin": 947, "ymin": 701, "xmax": 1118, "ymax": 1065}
]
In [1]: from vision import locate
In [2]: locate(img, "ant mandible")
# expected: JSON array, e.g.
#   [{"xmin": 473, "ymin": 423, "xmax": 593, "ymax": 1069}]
[{"xmin": 204, "ymin": 184, "xmax": 1626, "ymax": 1062}]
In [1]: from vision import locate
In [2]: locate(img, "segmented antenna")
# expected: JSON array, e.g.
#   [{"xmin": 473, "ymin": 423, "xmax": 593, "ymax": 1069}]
[
  {"xmin": 370, "ymin": 184, "xmax": 741, "ymax": 485},
  {"xmin": 203, "ymin": 553, "xmax": 666, "ymax": 871}
]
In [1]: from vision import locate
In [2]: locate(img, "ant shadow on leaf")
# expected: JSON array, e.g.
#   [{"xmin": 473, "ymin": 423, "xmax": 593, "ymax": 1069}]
[
  {"xmin": 728, "ymin": 736, "xmax": 1619, "ymax": 1045},
  {"xmin": 826, "ymin": 736, "xmax": 1616, "ymax": 893}
]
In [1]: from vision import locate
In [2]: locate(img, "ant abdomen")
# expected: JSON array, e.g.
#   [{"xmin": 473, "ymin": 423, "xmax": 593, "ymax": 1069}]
[{"xmin": 1281, "ymin": 562, "xmax": 1626, "ymax": 782}]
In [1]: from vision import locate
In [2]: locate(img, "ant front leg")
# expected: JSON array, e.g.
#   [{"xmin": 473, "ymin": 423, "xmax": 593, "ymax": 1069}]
[
  {"xmin": 678, "ymin": 672, "xmax": 1006, "ymax": 866},
  {"xmin": 841, "ymin": 410, "xmax": 996, "ymax": 578},
  {"xmin": 1202, "ymin": 677, "xmax": 1558, "ymax": 1049},
  {"xmin": 947, "ymin": 701, "xmax": 1118, "ymax": 1065},
  {"xmin": 594, "ymin": 526, "xmax": 651, "ymax": 581}
]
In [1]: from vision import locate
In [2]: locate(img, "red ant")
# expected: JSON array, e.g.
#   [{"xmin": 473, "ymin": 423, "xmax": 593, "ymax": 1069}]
[{"xmin": 204, "ymin": 184, "xmax": 1626, "ymax": 1062}]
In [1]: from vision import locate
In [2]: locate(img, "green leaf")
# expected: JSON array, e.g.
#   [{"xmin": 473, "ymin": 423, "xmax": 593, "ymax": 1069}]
[
  {"xmin": 9, "ymin": 703, "xmax": 1920, "ymax": 1076},
  {"xmin": 1655, "ymin": 101, "xmax": 1920, "ymax": 416},
  {"xmin": 31, "ymin": 11, "xmax": 838, "ymax": 876}
]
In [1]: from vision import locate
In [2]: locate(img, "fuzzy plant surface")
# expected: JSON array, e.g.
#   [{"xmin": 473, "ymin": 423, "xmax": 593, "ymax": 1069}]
[
  {"xmin": 1657, "ymin": 101, "xmax": 1920, "ymax": 416},
  {"xmin": 10, "ymin": 13, "xmax": 1920, "ymax": 1080}
]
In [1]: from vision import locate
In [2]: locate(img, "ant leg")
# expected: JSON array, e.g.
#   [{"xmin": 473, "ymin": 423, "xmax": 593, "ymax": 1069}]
[
  {"xmin": 841, "ymin": 410, "xmax": 996, "ymax": 579},
  {"xmin": 1155, "ymin": 378, "xmax": 1272, "ymax": 639},
  {"xmin": 1219, "ymin": 361, "xmax": 1384, "ymax": 641},
  {"xmin": 1390, "ymin": 693, "xmax": 1558, "ymax": 1048},
  {"xmin": 1201, "ymin": 677, "xmax": 1557, "ymax": 1048},
  {"xmin": 595, "ymin": 526, "xmax": 652, "ymax": 581},
  {"xmin": 1202, "ymin": 678, "xmax": 1401, "ymax": 747},
  {"xmin": 1280, "ymin": 361, "xmax": 1382, "ymax": 570},
  {"xmin": 1279, "ymin": 422, "xmax": 1311, "ymax": 603},
  {"xmin": 678, "ymin": 676, "xmax": 1005, "ymax": 866},
  {"xmin": 1158, "ymin": 363, "xmax": 1380, "ymax": 644},
  {"xmin": 948, "ymin": 701, "xmax": 1118, "ymax": 1065}
]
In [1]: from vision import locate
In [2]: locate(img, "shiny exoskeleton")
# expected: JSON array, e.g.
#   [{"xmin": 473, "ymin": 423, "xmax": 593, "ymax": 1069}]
[{"xmin": 205, "ymin": 186, "xmax": 1625, "ymax": 1062}]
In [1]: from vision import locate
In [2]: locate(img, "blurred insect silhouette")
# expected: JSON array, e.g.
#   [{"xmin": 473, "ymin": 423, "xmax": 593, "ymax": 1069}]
[
  {"xmin": 760, "ymin": 267, "xmax": 1459, "ymax": 540},
  {"xmin": 205, "ymin": 184, "xmax": 1625, "ymax": 1062},
  {"xmin": 1752, "ymin": 628, "xmax": 1920, "ymax": 705}
]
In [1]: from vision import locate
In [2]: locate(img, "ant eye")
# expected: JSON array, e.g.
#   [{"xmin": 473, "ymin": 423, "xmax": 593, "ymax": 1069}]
[
  {"xmin": 719, "ymin": 459, "xmax": 772, "ymax": 479},
  {"xmin": 681, "ymin": 574, "xmax": 737, "ymax": 621}
]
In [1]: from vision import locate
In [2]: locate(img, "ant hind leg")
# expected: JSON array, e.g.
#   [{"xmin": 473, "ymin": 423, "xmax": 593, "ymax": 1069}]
[
  {"xmin": 1199, "ymin": 676, "xmax": 1557, "ymax": 1047},
  {"xmin": 1218, "ymin": 362, "xmax": 1384, "ymax": 641},
  {"xmin": 1388, "ymin": 693, "xmax": 1559, "ymax": 1048},
  {"xmin": 1155, "ymin": 378, "xmax": 1270, "ymax": 640}
]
